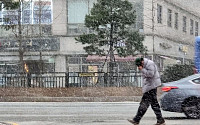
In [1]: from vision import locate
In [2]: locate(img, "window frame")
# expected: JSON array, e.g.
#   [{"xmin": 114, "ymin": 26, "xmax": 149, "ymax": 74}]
[
  {"xmin": 195, "ymin": 21, "xmax": 199, "ymax": 36},
  {"xmin": 157, "ymin": 4, "xmax": 162, "ymax": 24},
  {"xmin": 183, "ymin": 16, "xmax": 187, "ymax": 33},
  {"xmin": 167, "ymin": 9, "xmax": 172, "ymax": 27},
  {"xmin": 174, "ymin": 12, "xmax": 178, "ymax": 30},
  {"xmin": 190, "ymin": 19, "xmax": 194, "ymax": 35}
]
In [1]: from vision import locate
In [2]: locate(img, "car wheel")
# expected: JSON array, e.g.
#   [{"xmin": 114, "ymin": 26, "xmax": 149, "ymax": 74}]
[{"xmin": 182, "ymin": 98, "xmax": 200, "ymax": 119}]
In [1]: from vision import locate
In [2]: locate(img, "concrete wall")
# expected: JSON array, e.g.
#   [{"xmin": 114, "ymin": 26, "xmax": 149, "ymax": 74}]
[
  {"xmin": 59, "ymin": 37, "xmax": 86, "ymax": 55},
  {"xmin": 52, "ymin": 0, "xmax": 67, "ymax": 35},
  {"xmin": 55, "ymin": 55, "xmax": 66, "ymax": 72}
]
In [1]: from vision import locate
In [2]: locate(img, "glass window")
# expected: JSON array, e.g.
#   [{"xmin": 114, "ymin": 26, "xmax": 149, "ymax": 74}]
[
  {"xmin": 192, "ymin": 77, "xmax": 200, "ymax": 84},
  {"xmin": 68, "ymin": 0, "xmax": 89, "ymax": 24},
  {"xmin": 3, "ymin": 10, "xmax": 18, "ymax": 25},
  {"xmin": 0, "ymin": 0, "xmax": 52, "ymax": 25},
  {"xmin": 68, "ymin": 57, "xmax": 80, "ymax": 64},
  {"xmin": 132, "ymin": 2, "xmax": 144, "ymax": 30},
  {"xmin": 0, "ymin": 3, "xmax": 2, "ymax": 11},
  {"xmin": 22, "ymin": 1, "xmax": 31, "ymax": 24},
  {"xmin": 190, "ymin": 19, "xmax": 194, "ymax": 35},
  {"xmin": 167, "ymin": 9, "xmax": 172, "ymax": 27},
  {"xmin": 183, "ymin": 16, "xmax": 187, "ymax": 32},
  {"xmin": 23, "ymin": 10, "xmax": 31, "ymax": 24},
  {"xmin": 0, "ymin": 3, "xmax": 3, "ymax": 24},
  {"xmin": 174, "ymin": 13, "xmax": 178, "ymax": 29},
  {"xmin": 33, "ymin": 1, "xmax": 52, "ymax": 24},
  {"xmin": 157, "ymin": 4, "xmax": 162, "ymax": 24},
  {"xmin": 195, "ymin": 21, "xmax": 199, "ymax": 36}
]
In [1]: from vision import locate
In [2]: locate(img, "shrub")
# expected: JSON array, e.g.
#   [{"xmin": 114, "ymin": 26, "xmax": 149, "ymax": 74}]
[{"xmin": 161, "ymin": 64, "xmax": 195, "ymax": 83}]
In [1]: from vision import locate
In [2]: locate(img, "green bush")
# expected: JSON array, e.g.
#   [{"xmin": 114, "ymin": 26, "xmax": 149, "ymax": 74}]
[{"xmin": 161, "ymin": 64, "xmax": 194, "ymax": 83}]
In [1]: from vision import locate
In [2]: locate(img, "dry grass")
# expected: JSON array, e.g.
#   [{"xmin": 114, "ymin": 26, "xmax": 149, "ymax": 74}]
[
  {"xmin": 0, "ymin": 87, "xmax": 163, "ymax": 97},
  {"xmin": 0, "ymin": 87, "xmax": 142, "ymax": 97}
]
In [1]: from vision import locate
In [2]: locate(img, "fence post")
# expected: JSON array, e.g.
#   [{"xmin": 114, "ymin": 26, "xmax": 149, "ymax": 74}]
[
  {"xmin": 104, "ymin": 73, "xmax": 108, "ymax": 87},
  {"xmin": 27, "ymin": 73, "xmax": 31, "ymax": 87},
  {"xmin": 65, "ymin": 72, "xmax": 69, "ymax": 88}
]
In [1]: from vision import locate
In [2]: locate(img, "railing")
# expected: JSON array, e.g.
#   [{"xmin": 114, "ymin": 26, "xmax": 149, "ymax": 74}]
[{"xmin": 0, "ymin": 72, "xmax": 142, "ymax": 88}]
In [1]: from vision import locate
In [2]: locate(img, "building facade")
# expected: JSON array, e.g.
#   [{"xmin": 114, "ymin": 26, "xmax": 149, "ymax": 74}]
[
  {"xmin": 0, "ymin": 0, "xmax": 199, "ymax": 73},
  {"xmin": 143, "ymin": 0, "xmax": 200, "ymax": 69}
]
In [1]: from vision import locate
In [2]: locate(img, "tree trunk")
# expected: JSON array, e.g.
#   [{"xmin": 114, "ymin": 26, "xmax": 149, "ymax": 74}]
[
  {"xmin": 109, "ymin": 21, "xmax": 115, "ymax": 86},
  {"xmin": 18, "ymin": 0, "xmax": 24, "ymax": 73}
]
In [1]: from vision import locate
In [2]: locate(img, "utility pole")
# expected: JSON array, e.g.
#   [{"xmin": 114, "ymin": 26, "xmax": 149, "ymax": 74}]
[
  {"xmin": 152, "ymin": 0, "xmax": 155, "ymax": 61},
  {"xmin": 18, "ymin": 0, "xmax": 24, "ymax": 73},
  {"xmin": 39, "ymin": 0, "xmax": 43, "ymax": 73}
]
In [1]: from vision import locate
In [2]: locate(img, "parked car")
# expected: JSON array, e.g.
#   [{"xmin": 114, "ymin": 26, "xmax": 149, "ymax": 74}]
[{"xmin": 160, "ymin": 74, "xmax": 200, "ymax": 119}]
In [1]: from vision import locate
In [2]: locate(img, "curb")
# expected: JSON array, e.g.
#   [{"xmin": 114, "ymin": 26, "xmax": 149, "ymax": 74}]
[
  {"xmin": 0, "ymin": 96, "xmax": 142, "ymax": 102},
  {"xmin": 0, "ymin": 122, "xmax": 18, "ymax": 125}
]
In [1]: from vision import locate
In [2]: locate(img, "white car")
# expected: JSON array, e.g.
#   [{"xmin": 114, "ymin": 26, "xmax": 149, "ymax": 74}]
[{"xmin": 160, "ymin": 74, "xmax": 200, "ymax": 119}]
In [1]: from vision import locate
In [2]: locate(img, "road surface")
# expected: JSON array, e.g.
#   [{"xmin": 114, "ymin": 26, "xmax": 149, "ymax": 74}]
[{"xmin": 0, "ymin": 102, "xmax": 199, "ymax": 125}]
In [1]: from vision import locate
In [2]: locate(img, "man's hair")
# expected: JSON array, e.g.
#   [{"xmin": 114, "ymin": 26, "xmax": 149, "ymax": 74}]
[{"xmin": 135, "ymin": 57, "xmax": 144, "ymax": 66}]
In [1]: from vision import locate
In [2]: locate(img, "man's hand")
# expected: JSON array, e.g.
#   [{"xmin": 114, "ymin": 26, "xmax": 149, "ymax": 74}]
[{"xmin": 138, "ymin": 66, "xmax": 143, "ymax": 70}]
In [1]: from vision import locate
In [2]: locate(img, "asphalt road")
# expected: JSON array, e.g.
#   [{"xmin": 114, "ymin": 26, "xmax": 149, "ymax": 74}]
[{"xmin": 0, "ymin": 102, "xmax": 199, "ymax": 125}]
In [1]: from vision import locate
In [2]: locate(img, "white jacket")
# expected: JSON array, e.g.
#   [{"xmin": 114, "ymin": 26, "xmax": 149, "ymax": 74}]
[{"xmin": 141, "ymin": 58, "xmax": 161, "ymax": 93}]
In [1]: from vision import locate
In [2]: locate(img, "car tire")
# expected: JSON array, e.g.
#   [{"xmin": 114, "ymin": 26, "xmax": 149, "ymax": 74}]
[{"xmin": 182, "ymin": 98, "xmax": 200, "ymax": 119}]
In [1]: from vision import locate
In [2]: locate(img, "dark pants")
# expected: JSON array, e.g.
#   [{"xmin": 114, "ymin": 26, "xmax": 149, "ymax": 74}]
[{"xmin": 133, "ymin": 88, "xmax": 164, "ymax": 122}]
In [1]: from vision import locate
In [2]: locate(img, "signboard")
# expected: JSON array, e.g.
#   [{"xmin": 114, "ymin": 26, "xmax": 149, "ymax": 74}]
[
  {"xmin": 0, "ymin": 37, "xmax": 60, "ymax": 52},
  {"xmin": 79, "ymin": 72, "xmax": 94, "ymax": 77}
]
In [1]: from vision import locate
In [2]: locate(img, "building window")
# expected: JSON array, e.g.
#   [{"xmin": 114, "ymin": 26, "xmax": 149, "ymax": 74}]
[
  {"xmin": 157, "ymin": 4, "xmax": 162, "ymax": 24},
  {"xmin": 0, "ymin": 0, "xmax": 52, "ymax": 25},
  {"xmin": 167, "ymin": 9, "xmax": 172, "ymax": 27},
  {"xmin": 67, "ymin": 0, "xmax": 96, "ymax": 35},
  {"xmin": 190, "ymin": 19, "xmax": 194, "ymax": 35},
  {"xmin": 0, "ymin": 2, "xmax": 2, "ymax": 11},
  {"xmin": 132, "ymin": 2, "xmax": 144, "ymax": 30},
  {"xmin": 195, "ymin": 21, "xmax": 199, "ymax": 36},
  {"xmin": 68, "ymin": 0, "xmax": 89, "ymax": 24},
  {"xmin": 3, "ymin": 10, "xmax": 18, "ymax": 25},
  {"xmin": 0, "ymin": 3, "xmax": 3, "ymax": 25},
  {"xmin": 183, "ymin": 16, "xmax": 187, "ymax": 32},
  {"xmin": 174, "ymin": 13, "xmax": 178, "ymax": 29},
  {"xmin": 22, "ymin": 2, "xmax": 32, "ymax": 24},
  {"xmin": 33, "ymin": 1, "xmax": 52, "ymax": 24}
]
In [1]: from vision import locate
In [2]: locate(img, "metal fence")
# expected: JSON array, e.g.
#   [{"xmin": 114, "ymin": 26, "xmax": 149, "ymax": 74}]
[{"xmin": 0, "ymin": 72, "xmax": 142, "ymax": 88}]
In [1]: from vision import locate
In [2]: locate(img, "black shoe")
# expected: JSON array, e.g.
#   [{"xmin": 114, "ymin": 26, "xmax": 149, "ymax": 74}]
[
  {"xmin": 127, "ymin": 119, "xmax": 139, "ymax": 125},
  {"xmin": 155, "ymin": 119, "xmax": 165, "ymax": 125}
]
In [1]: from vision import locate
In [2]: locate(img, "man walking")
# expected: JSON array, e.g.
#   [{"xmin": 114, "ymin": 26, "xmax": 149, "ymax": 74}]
[{"xmin": 128, "ymin": 57, "xmax": 165, "ymax": 125}]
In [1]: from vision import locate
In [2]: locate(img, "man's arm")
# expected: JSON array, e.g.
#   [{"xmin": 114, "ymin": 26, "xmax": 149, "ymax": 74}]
[{"xmin": 141, "ymin": 64, "xmax": 155, "ymax": 78}]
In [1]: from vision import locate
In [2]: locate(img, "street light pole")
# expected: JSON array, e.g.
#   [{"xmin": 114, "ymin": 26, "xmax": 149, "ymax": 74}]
[
  {"xmin": 151, "ymin": 0, "xmax": 155, "ymax": 62},
  {"xmin": 39, "ymin": 0, "xmax": 43, "ymax": 73}
]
